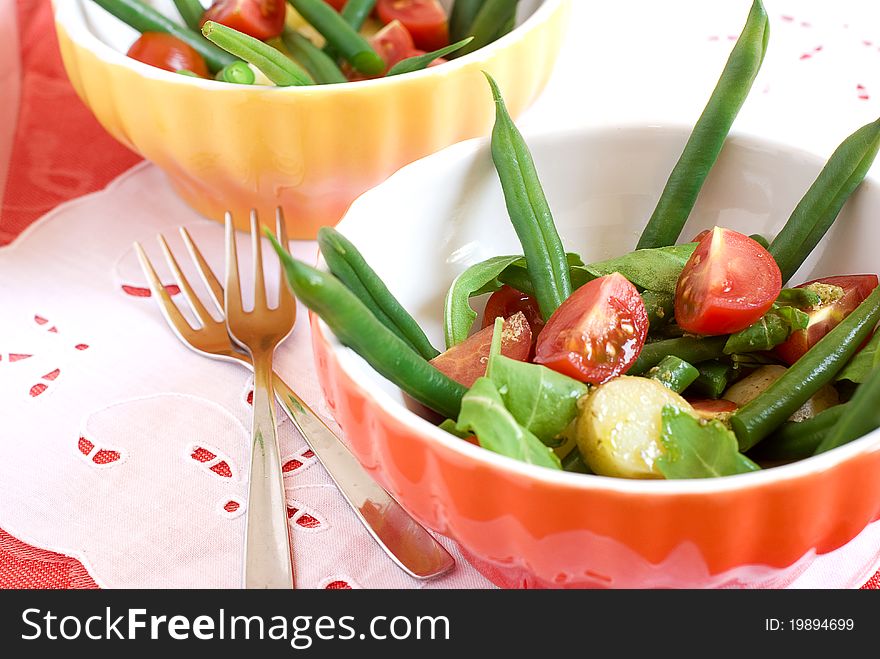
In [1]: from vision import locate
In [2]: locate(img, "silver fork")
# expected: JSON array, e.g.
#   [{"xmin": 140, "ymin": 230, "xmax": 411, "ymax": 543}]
[
  {"xmin": 224, "ymin": 211, "xmax": 295, "ymax": 589},
  {"xmin": 134, "ymin": 218, "xmax": 456, "ymax": 586}
]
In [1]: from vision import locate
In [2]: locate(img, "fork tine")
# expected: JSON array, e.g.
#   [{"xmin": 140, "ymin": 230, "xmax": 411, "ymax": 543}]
[
  {"xmin": 251, "ymin": 209, "xmax": 268, "ymax": 310},
  {"xmin": 157, "ymin": 234, "xmax": 214, "ymax": 327},
  {"xmin": 225, "ymin": 212, "xmax": 244, "ymax": 317},
  {"xmin": 275, "ymin": 207, "xmax": 295, "ymax": 314},
  {"xmin": 133, "ymin": 242, "xmax": 195, "ymax": 336},
  {"xmin": 180, "ymin": 226, "xmax": 224, "ymax": 314}
]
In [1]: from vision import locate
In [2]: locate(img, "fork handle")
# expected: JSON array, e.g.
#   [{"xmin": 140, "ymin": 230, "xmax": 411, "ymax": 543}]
[
  {"xmin": 244, "ymin": 357, "xmax": 295, "ymax": 589},
  {"xmin": 273, "ymin": 375, "xmax": 456, "ymax": 580}
]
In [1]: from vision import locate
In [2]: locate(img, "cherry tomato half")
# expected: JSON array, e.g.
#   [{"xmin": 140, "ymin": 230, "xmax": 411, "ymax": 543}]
[
  {"xmin": 201, "ymin": 0, "xmax": 286, "ymax": 41},
  {"xmin": 481, "ymin": 285, "xmax": 544, "ymax": 357},
  {"xmin": 774, "ymin": 274, "xmax": 879, "ymax": 364},
  {"xmin": 346, "ymin": 19, "xmax": 415, "ymax": 79},
  {"xmin": 376, "ymin": 0, "xmax": 449, "ymax": 52},
  {"xmin": 689, "ymin": 399, "xmax": 739, "ymax": 415},
  {"xmin": 126, "ymin": 32, "xmax": 209, "ymax": 77},
  {"xmin": 481, "ymin": 285, "xmax": 544, "ymax": 332},
  {"xmin": 430, "ymin": 312, "xmax": 531, "ymax": 388},
  {"xmin": 535, "ymin": 273, "xmax": 648, "ymax": 384},
  {"xmin": 675, "ymin": 227, "xmax": 782, "ymax": 335}
]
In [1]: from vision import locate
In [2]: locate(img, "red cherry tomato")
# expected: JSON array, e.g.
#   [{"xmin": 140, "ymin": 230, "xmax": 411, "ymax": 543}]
[
  {"xmin": 126, "ymin": 32, "xmax": 209, "ymax": 77},
  {"xmin": 481, "ymin": 286, "xmax": 544, "ymax": 333},
  {"xmin": 481, "ymin": 285, "xmax": 544, "ymax": 358},
  {"xmin": 346, "ymin": 19, "xmax": 415, "ymax": 79},
  {"xmin": 430, "ymin": 312, "xmax": 532, "ymax": 388},
  {"xmin": 689, "ymin": 399, "xmax": 739, "ymax": 415},
  {"xmin": 534, "ymin": 273, "xmax": 648, "ymax": 384},
  {"xmin": 675, "ymin": 227, "xmax": 782, "ymax": 335},
  {"xmin": 201, "ymin": 0, "xmax": 286, "ymax": 41},
  {"xmin": 325, "ymin": 0, "xmax": 346, "ymax": 9},
  {"xmin": 774, "ymin": 274, "xmax": 879, "ymax": 364},
  {"xmin": 690, "ymin": 229, "xmax": 711, "ymax": 242},
  {"xmin": 376, "ymin": 0, "xmax": 449, "ymax": 52}
]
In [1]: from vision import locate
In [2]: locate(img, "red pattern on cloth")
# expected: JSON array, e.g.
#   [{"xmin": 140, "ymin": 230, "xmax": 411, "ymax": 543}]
[
  {"xmin": 0, "ymin": 529, "xmax": 98, "ymax": 589},
  {"xmin": 0, "ymin": 0, "xmax": 877, "ymax": 589}
]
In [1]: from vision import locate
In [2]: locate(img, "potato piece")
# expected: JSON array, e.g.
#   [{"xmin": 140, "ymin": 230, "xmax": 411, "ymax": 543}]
[
  {"xmin": 788, "ymin": 385, "xmax": 838, "ymax": 422},
  {"xmin": 722, "ymin": 365, "xmax": 838, "ymax": 422},
  {"xmin": 574, "ymin": 376, "xmax": 693, "ymax": 479},
  {"xmin": 722, "ymin": 365, "xmax": 788, "ymax": 407}
]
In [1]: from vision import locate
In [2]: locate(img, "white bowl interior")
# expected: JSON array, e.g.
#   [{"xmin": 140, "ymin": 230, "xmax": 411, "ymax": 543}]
[
  {"xmin": 325, "ymin": 124, "xmax": 880, "ymax": 486},
  {"xmin": 70, "ymin": 0, "xmax": 549, "ymax": 56}
]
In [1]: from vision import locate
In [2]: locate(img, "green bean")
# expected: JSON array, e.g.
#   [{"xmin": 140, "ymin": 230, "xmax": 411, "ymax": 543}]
[
  {"xmin": 268, "ymin": 235, "xmax": 466, "ymax": 419},
  {"xmin": 281, "ymin": 28, "xmax": 347, "ymax": 84},
  {"xmin": 815, "ymin": 364, "xmax": 880, "ymax": 454},
  {"xmin": 176, "ymin": 69, "xmax": 200, "ymax": 77},
  {"xmin": 214, "ymin": 61, "xmax": 256, "ymax": 84},
  {"xmin": 317, "ymin": 227, "xmax": 439, "ymax": 360},
  {"xmin": 647, "ymin": 356, "xmax": 700, "ymax": 394},
  {"xmin": 323, "ymin": 0, "xmax": 376, "ymax": 59},
  {"xmin": 450, "ymin": 0, "xmax": 484, "ymax": 43},
  {"xmin": 750, "ymin": 404, "xmax": 848, "ymax": 462},
  {"xmin": 732, "ymin": 286, "xmax": 880, "ymax": 450},
  {"xmin": 202, "ymin": 21, "xmax": 313, "ymax": 86},
  {"xmin": 630, "ymin": 336, "xmax": 728, "ymax": 375},
  {"xmin": 457, "ymin": 0, "xmax": 519, "ymax": 58},
  {"xmin": 486, "ymin": 73, "xmax": 571, "ymax": 320},
  {"xmin": 89, "ymin": 0, "xmax": 237, "ymax": 72},
  {"xmin": 172, "ymin": 0, "xmax": 204, "ymax": 31},
  {"xmin": 386, "ymin": 38, "xmax": 474, "ymax": 76},
  {"xmin": 288, "ymin": 0, "xmax": 384, "ymax": 75},
  {"xmin": 636, "ymin": 0, "xmax": 769, "ymax": 249},
  {"xmin": 769, "ymin": 118, "xmax": 880, "ymax": 283},
  {"xmin": 689, "ymin": 360, "xmax": 730, "ymax": 399}
]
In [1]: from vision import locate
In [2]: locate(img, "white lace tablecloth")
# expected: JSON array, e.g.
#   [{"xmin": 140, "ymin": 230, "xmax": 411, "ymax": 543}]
[{"xmin": 2, "ymin": 0, "xmax": 880, "ymax": 588}]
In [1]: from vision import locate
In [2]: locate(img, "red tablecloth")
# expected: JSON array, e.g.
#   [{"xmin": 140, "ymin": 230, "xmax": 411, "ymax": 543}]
[{"xmin": 1, "ymin": 0, "xmax": 878, "ymax": 589}]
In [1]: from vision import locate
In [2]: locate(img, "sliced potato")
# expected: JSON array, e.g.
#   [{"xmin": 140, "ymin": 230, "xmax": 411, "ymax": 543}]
[
  {"xmin": 722, "ymin": 365, "xmax": 788, "ymax": 407},
  {"xmin": 574, "ymin": 376, "xmax": 693, "ymax": 479},
  {"xmin": 722, "ymin": 365, "xmax": 838, "ymax": 421}
]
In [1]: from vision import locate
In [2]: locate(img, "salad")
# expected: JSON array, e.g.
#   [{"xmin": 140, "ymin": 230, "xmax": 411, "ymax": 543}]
[
  {"xmin": 271, "ymin": 0, "xmax": 880, "ymax": 480},
  {"xmin": 88, "ymin": 0, "xmax": 518, "ymax": 84}
]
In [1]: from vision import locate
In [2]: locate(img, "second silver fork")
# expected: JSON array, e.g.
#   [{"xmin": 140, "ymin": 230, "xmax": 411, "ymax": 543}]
[{"xmin": 225, "ymin": 211, "xmax": 295, "ymax": 589}]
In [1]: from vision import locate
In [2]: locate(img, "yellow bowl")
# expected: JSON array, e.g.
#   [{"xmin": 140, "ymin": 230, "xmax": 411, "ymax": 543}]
[{"xmin": 53, "ymin": 0, "xmax": 571, "ymax": 238}]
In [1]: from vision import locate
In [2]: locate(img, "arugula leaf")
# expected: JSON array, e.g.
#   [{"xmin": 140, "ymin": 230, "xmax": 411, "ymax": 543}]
[
  {"xmin": 387, "ymin": 37, "xmax": 474, "ymax": 75},
  {"xmin": 444, "ymin": 255, "xmax": 523, "ymax": 348},
  {"xmin": 455, "ymin": 377, "xmax": 562, "ymax": 469},
  {"xmin": 477, "ymin": 318, "xmax": 586, "ymax": 446},
  {"xmin": 656, "ymin": 406, "xmax": 760, "ymax": 479},
  {"xmin": 483, "ymin": 318, "xmax": 587, "ymax": 445},
  {"xmin": 487, "ymin": 354, "xmax": 587, "ymax": 446},
  {"xmin": 838, "ymin": 330, "xmax": 880, "ymax": 383},
  {"xmin": 571, "ymin": 243, "xmax": 697, "ymax": 294},
  {"xmin": 439, "ymin": 418, "xmax": 474, "ymax": 440},
  {"xmin": 723, "ymin": 304, "xmax": 809, "ymax": 354}
]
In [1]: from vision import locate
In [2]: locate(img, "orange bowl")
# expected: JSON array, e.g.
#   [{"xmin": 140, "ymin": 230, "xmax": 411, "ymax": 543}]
[
  {"xmin": 310, "ymin": 125, "xmax": 880, "ymax": 588},
  {"xmin": 52, "ymin": 0, "xmax": 570, "ymax": 239}
]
